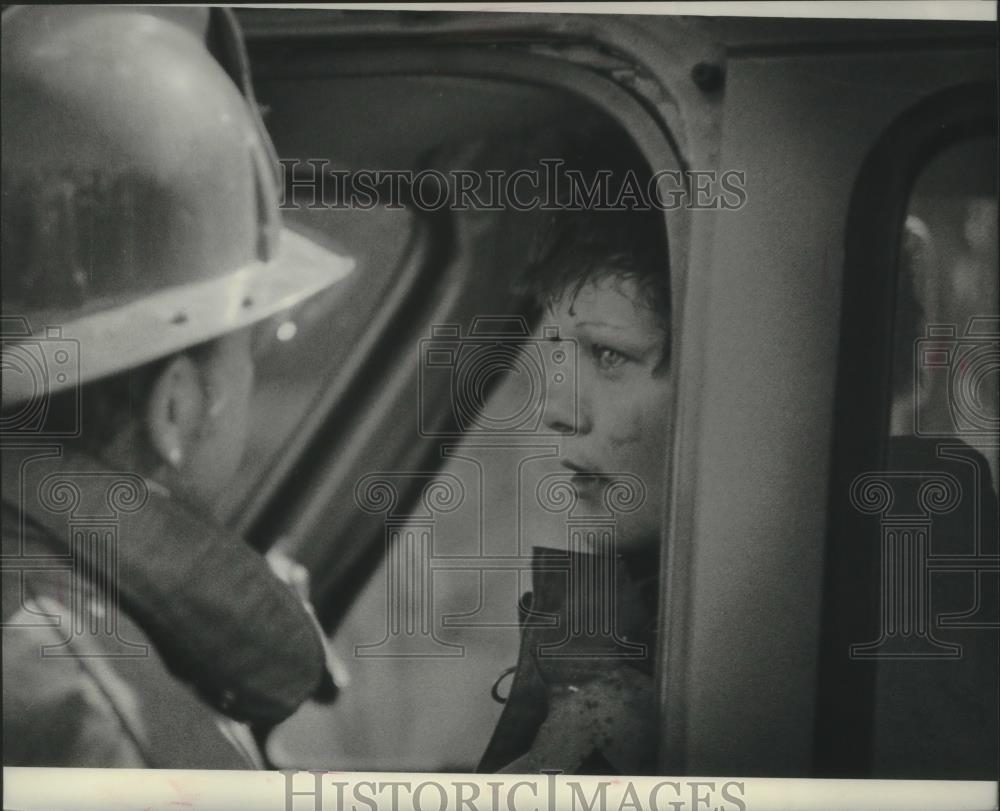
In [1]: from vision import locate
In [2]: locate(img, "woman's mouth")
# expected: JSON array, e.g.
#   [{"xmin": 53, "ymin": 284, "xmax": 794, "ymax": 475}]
[{"xmin": 561, "ymin": 460, "xmax": 608, "ymax": 500}]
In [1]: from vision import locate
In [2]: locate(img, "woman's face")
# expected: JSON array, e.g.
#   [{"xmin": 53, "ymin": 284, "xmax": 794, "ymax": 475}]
[{"xmin": 541, "ymin": 276, "xmax": 673, "ymax": 551}]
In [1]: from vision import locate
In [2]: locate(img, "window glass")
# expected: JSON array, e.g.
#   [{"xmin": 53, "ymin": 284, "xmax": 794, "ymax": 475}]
[
  {"xmin": 875, "ymin": 133, "xmax": 998, "ymax": 779},
  {"xmin": 215, "ymin": 203, "xmax": 416, "ymax": 522},
  {"xmin": 890, "ymin": 135, "xmax": 999, "ymax": 489},
  {"xmin": 265, "ymin": 122, "xmax": 671, "ymax": 772}
]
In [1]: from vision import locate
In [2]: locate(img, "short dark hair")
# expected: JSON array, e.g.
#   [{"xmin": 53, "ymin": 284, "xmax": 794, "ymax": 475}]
[{"xmin": 516, "ymin": 206, "xmax": 671, "ymax": 370}]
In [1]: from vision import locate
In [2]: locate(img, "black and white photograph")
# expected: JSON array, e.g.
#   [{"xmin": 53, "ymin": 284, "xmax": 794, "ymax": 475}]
[{"xmin": 1, "ymin": 2, "xmax": 997, "ymax": 809}]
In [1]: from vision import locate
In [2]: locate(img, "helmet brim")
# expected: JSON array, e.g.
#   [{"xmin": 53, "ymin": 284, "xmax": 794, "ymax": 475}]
[{"xmin": 1, "ymin": 227, "xmax": 356, "ymax": 408}]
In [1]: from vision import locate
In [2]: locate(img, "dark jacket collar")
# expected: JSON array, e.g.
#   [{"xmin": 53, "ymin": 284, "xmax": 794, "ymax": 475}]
[{"xmin": 524, "ymin": 545, "xmax": 659, "ymax": 680}]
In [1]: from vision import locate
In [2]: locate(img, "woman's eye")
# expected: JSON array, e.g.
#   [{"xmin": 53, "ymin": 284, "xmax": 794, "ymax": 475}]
[{"xmin": 593, "ymin": 344, "xmax": 628, "ymax": 370}]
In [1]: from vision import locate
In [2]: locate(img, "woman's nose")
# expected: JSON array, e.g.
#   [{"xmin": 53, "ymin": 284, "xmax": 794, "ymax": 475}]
[{"xmin": 543, "ymin": 403, "xmax": 576, "ymax": 434}]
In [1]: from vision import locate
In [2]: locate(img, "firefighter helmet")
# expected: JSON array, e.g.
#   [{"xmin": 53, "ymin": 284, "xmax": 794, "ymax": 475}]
[{"xmin": 0, "ymin": 5, "xmax": 354, "ymax": 408}]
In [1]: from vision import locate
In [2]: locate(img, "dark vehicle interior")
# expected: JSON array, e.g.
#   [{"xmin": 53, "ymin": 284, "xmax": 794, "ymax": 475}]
[{"xmin": 197, "ymin": 9, "xmax": 997, "ymax": 777}]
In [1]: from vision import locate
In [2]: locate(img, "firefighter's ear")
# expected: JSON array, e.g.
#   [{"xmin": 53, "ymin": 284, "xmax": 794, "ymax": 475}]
[{"xmin": 147, "ymin": 354, "xmax": 206, "ymax": 470}]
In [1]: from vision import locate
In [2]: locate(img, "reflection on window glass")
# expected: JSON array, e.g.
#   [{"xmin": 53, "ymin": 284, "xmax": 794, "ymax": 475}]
[
  {"xmin": 876, "ymin": 134, "xmax": 998, "ymax": 781},
  {"xmin": 215, "ymin": 204, "xmax": 415, "ymax": 521},
  {"xmin": 891, "ymin": 136, "xmax": 998, "ymax": 490}
]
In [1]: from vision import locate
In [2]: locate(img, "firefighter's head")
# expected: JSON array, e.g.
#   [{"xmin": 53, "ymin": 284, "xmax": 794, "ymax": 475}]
[{"xmin": 1, "ymin": 6, "xmax": 355, "ymax": 512}]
